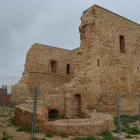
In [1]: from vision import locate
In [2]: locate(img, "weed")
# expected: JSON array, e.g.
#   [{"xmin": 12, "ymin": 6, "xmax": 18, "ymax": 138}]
[
  {"xmin": 48, "ymin": 116, "xmax": 69, "ymax": 122},
  {"xmin": 125, "ymin": 134, "xmax": 133, "ymax": 139},
  {"xmin": 16, "ymin": 126, "xmax": 32, "ymax": 133},
  {"xmin": 9, "ymin": 105, "xmax": 14, "ymax": 108},
  {"xmin": 7, "ymin": 136, "xmax": 12, "ymax": 139},
  {"xmin": 41, "ymin": 138, "xmax": 47, "ymax": 140},
  {"xmin": 72, "ymin": 136, "xmax": 97, "ymax": 140},
  {"xmin": 99, "ymin": 131, "xmax": 112, "ymax": 140},
  {"xmin": 111, "ymin": 129, "xmax": 118, "ymax": 133},
  {"xmin": 46, "ymin": 134, "xmax": 54, "ymax": 138},
  {"xmin": 61, "ymin": 134, "xmax": 68, "ymax": 138},
  {"xmin": 10, "ymin": 117, "xmax": 17, "ymax": 126},
  {"xmin": 1, "ymin": 137, "xmax": 9, "ymax": 140},
  {"xmin": 2, "ymin": 131, "xmax": 6, "ymax": 137},
  {"xmin": 7, "ymin": 124, "xmax": 12, "ymax": 127},
  {"xmin": 128, "ymin": 127, "xmax": 140, "ymax": 135}
]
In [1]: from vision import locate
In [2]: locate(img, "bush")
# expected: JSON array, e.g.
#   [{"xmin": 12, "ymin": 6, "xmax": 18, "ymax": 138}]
[
  {"xmin": 46, "ymin": 134, "xmax": 54, "ymax": 138},
  {"xmin": 100, "ymin": 131, "xmax": 112, "ymax": 140},
  {"xmin": 128, "ymin": 127, "xmax": 140, "ymax": 135},
  {"xmin": 61, "ymin": 134, "xmax": 68, "ymax": 138},
  {"xmin": 41, "ymin": 138, "xmax": 47, "ymax": 140},
  {"xmin": 125, "ymin": 134, "xmax": 133, "ymax": 139},
  {"xmin": 1, "ymin": 137, "xmax": 9, "ymax": 140}
]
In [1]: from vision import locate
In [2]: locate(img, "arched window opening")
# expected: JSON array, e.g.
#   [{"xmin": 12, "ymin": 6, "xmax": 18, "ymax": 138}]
[
  {"xmin": 67, "ymin": 64, "xmax": 70, "ymax": 75},
  {"xmin": 50, "ymin": 61, "xmax": 57, "ymax": 73},
  {"xmin": 49, "ymin": 109, "xmax": 59, "ymax": 119},
  {"xmin": 120, "ymin": 35, "xmax": 125, "ymax": 53}
]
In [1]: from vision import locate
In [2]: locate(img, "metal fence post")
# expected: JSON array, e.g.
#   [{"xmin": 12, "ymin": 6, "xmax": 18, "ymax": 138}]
[
  {"xmin": 116, "ymin": 91, "xmax": 121, "ymax": 137},
  {"xmin": 98, "ymin": 93, "xmax": 101, "ymax": 112},
  {"xmin": 2, "ymin": 85, "xmax": 7, "ymax": 115},
  {"xmin": 31, "ymin": 86, "xmax": 38, "ymax": 140},
  {"xmin": 139, "ymin": 94, "xmax": 140, "ymax": 125}
]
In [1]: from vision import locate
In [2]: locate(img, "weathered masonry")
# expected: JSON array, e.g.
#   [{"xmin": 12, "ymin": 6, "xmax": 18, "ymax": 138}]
[{"xmin": 12, "ymin": 4, "xmax": 140, "ymax": 122}]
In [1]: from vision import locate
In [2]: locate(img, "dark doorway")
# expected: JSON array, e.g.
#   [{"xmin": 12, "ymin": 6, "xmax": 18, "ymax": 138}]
[
  {"xmin": 49, "ymin": 109, "xmax": 59, "ymax": 119},
  {"xmin": 73, "ymin": 94, "xmax": 81, "ymax": 118}
]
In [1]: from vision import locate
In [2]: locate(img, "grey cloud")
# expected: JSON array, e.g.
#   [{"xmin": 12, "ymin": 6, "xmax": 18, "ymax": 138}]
[{"xmin": 0, "ymin": 0, "xmax": 140, "ymax": 89}]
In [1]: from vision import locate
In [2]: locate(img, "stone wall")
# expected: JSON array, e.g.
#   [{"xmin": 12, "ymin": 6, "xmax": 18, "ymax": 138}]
[
  {"xmin": 12, "ymin": 5, "xmax": 140, "ymax": 116},
  {"xmin": 14, "ymin": 104, "xmax": 115, "ymax": 136},
  {"xmin": 66, "ymin": 5, "xmax": 140, "ymax": 115},
  {"xmin": 11, "ymin": 44, "xmax": 79, "ymax": 103}
]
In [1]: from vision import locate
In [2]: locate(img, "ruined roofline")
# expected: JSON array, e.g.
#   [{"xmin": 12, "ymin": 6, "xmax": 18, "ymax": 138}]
[
  {"xmin": 83, "ymin": 4, "xmax": 140, "ymax": 27},
  {"xmin": 34, "ymin": 43, "xmax": 80, "ymax": 51}
]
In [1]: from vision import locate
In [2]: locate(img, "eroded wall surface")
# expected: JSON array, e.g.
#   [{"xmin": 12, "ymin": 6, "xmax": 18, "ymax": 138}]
[
  {"xmin": 11, "ymin": 44, "xmax": 79, "ymax": 102},
  {"xmin": 69, "ymin": 5, "xmax": 140, "ymax": 115}
]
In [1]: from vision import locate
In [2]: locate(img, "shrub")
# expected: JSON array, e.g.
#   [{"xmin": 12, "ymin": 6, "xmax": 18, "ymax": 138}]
[
  {"xmin": 125, "ymin": 134, "xmax": 133, "ymax": 139},
  {"xmin": 46, "ymin": 134, "xmax": 54, "ymax": 138},
  {"xmin": 100, "ymin": 131, "xmax": 112, "ymax": 140},
  {"xmin": 128, "ymin": 127, "xmax": 140, "ymax": 135},
  {"xmin": 61, "ymin": 134, "xmax": 68, "ymax": 138},
  {"xmin": 41, "ymin": 138, "xmax": 47, "ymax": 140},
  {"xmin": 1, "ymin": 137, "xmax": 9, "ymax": 140}
]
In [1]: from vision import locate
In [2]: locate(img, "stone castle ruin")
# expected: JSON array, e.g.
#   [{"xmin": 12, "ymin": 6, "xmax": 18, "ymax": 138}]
[{"xmin": 11, "ymin": 5, "xmax": 140, "ymax": 135}]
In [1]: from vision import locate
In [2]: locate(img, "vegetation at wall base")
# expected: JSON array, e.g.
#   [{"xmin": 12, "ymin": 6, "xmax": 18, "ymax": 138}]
[
  {"xmin": 125, "ymin": 134, "xmax": 133, "ymax": 139},
  {"xmin": 10, "ymin": 117, "xmax": 17, "ymax": 126},
  {"xmin": 61, "ymin": 134, "xmax": 68, "ymax": 138},
  {"xmin": 71, "ymin": 136, "xmax": 98, "ymax": 140},
  {"xmin": 48, "ymin": 116, "xmax": 69, "ymax": 122},
  {"xmin": 99, "ymin": 131, "xmax": 112, "ymax": 140},
  {"xmin": 113, "ymin": 114, "xmax": 140, "ymax": 135},
  {"xmin": 16, "ymin": 126, "xmax": 39, "ymax": 133},
  {"xmin": 46, "ymin": 134, "xmax": 54, "ymax": 138},
  {"xmin": 1, "ymin": 131, "xmax": 13, "ymax": 140}
]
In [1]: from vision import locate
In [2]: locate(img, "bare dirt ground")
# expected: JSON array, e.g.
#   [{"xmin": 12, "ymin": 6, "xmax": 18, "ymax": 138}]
[{"xmin": 0, "ymin": 105, "xmax": 140, "ymax": 140}]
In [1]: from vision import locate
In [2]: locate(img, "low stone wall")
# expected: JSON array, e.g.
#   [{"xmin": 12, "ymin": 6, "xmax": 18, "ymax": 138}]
[
  {"xmin": 14, "ymin": 104, "xmax": 115, "ymax": 136},
  {"xmin": 39, "ymin": 113, "xmax": 115, "ymax": 136}
]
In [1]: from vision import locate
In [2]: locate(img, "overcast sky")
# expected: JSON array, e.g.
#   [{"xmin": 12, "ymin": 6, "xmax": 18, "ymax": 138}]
[{"xmin": 0, "ymin": 0, "xmax": 140, "ymax": 93}]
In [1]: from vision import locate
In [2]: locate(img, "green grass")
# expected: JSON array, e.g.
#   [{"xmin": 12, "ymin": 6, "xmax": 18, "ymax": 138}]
[
  {"xmin": 99, "ymin": 131, "xmax": 112, "ymax": 140},
  {"xmin": 127, "ymin": 127, "xmax": 140, "ymax": 135},
  {"xmin": 10, "ymin": 117, "xmax": 17, "ymax": 126},
  {"xmin": 125, "ymin": 134, "xmax": 133, "ymax": 139},
  {"xmin": 113, "ymin": 114, "xmax": 140, "ymax": 135},
  {"xmin": 71, "ymin": 136, "xmax": 97, "ymax": 140},
  {"xmin": 1, "ymin": 131, "xmax": 13, "ymax": 140},
  {"xmin": 7, "ymin": 124, "xmax": 12, "ymax": 127},
  {"xmin": 46, "ymin": 134, "xmax": 54, "ymax": 138},
  {"xmin": 40, "ymin": 138, "xmax": 47, "ymax": 140},
  {"xmin": 48, "ymin": 116, "xmax": 69, "ymax": 122},
  {"xmin": 61, "ymin": 134, "xmax": 68, "ymax": 138},
  {"xmin": 16, "ymin": 126, "xmax": 39, "ymax": 133},
  {"xmin": 1, "ymin": 137, "xmax": 9, "ymax": 140}
]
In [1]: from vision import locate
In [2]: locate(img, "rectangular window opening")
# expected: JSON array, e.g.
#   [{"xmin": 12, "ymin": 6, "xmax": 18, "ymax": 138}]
[
  {"xmin": 97, "ymin": 59, "xmax": 100, "ymax": 67},
  {"xmin": 137, "ymin": 67, "xmax": 139, "ymax": 73},
  {"xmin": 67, "ymin": 64, "xmax": 70, "ymax": 75}
]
